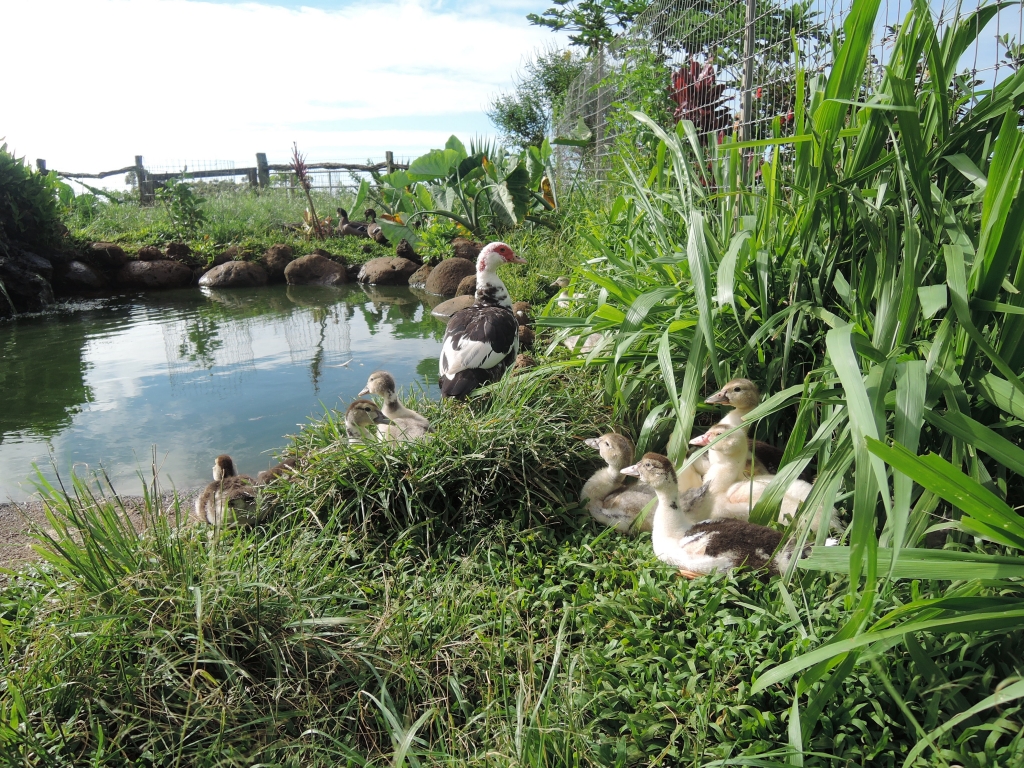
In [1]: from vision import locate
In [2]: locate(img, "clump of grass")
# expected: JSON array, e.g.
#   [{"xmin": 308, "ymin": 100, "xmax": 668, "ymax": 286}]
[{"xmin": 268, "ymin": 367, "xmax": 611, "ymax": 549}]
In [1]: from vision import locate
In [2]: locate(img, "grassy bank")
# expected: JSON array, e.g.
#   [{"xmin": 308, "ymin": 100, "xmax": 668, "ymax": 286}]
[{"xmin": 3, "ymin": 368, "xmax": 1022, "ymax": 766}]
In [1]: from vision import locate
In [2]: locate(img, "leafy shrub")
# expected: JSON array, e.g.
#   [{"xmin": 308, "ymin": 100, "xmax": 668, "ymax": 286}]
[
  {"xmin": 155, "ymin": 176, "xmax": 207, "ymax": 239},
  {"xmin": 0, "ymin": 142, "xmax": 62, "ymax": 246}
]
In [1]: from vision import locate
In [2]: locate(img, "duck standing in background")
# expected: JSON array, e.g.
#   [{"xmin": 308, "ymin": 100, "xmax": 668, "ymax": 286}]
[
  {"xmin": 438, "ymin": 242, "xmax": 525, "ymax": 398},
  {"xmin": 363, "ymin": 208, "xmax": 390, "ymax": 246},
  {"xmin": 194, "ymin": 454, "xmax": 258, "ymax": 527},
  {"xmin": 336, "ymin": 208, "xmax": 370, "ymax": 238}
]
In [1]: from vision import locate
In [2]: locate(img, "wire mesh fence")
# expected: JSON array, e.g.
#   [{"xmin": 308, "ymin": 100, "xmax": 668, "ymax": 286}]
[{"xmin": 553, "ymin": 0, "xmax": 1023, "ymax": 180}]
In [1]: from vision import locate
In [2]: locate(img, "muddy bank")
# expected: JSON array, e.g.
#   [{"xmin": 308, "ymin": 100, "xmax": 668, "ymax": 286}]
[{"xmin": 0, "ymin": 488, "xmax": 200, "ymax": 570}]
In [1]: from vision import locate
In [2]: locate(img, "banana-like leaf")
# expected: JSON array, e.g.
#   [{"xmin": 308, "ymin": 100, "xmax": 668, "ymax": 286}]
[{"xmin": 800, "ymin": 546, "xmax": 1024, "ymax": 579}]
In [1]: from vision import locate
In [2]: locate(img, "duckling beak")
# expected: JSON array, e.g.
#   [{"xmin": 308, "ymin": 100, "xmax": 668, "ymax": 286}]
[
  {"xmin": 705, "ymin": 390, "xmax": 730, "ymax": 405},
  {"xmin": 584, "ymin": 437, "xmax": 601, "ymax": 449},
  {"xmin": 689, "ymin": 432, "xmax": 713, "ymax": 447},
  {"xmin": 620, "ymin": 464, "xmax": 640, "ymax": 477},
  {"xmin": 357, "ymin": 386, "xmax": 370, "ymax": 396},
  {"xmin": 374, "ymin": 413, "xmax": 391, "ymax": 425}
]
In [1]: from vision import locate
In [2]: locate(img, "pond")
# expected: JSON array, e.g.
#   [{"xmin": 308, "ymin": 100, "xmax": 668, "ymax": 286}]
[{"xmin": 0, "ymin": 284, "xmax": 446, "ymax": 502}]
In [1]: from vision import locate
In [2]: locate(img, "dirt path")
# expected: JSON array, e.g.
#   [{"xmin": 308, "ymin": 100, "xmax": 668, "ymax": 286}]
[{"xmin": 0, "ymin": 489, "xmax": 200, "ymax": 570}]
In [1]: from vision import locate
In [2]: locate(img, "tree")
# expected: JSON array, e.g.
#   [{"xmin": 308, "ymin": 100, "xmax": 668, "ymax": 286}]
[
  {"xmin": 488, "ymin": 47, "xmax": 587, "ymax": 149},
  {"xmin": 527, "ymin": 1, "xmax": 650, "ymax": 53}
]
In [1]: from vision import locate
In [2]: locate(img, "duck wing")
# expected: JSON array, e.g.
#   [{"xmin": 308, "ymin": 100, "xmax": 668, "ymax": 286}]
[
  {"xmin": 695, "ymin": 519, "xmax": 783, "ymax": 573},
  {"xmin": 439, "ymin": 306, "xmax": 519, "ymax": 381}
]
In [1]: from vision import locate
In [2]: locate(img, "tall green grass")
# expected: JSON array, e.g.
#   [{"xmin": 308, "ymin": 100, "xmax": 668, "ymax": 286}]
[{"xmin": 541, "ymin": 0, "xmax": 1024, "ymax": 757}]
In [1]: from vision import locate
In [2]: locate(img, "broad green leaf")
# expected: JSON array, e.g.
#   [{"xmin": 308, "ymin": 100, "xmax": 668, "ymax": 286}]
[
  {"xmin": 407, "ymin": 148, "xmax": 463, "ymax": 181},
  {"xmin": 924, "ymin": 409, "xmax": 1024, "ymax": 476},
  {"xmin": 799, "ymin": 546, "xmax": 1024, "ymax": 580},
  {"xmin": 917, "ymin": 285, "xmax": 947, "ymax": 319}
]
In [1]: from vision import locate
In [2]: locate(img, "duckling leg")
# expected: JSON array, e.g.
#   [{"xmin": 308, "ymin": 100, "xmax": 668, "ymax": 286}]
[{"xmin": 677, "ymin": 568, "xmax": 704, "ymax": 579}]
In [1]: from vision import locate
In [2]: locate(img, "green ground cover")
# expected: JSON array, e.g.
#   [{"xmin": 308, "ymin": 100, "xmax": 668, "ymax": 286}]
[{"xmin": 4, "ymin": 0, "xmax": 1024, "ymax": 763}]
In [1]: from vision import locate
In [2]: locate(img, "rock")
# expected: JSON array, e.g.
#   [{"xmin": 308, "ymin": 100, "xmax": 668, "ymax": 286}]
[
  {"xmin": 357, "ymin": 256, "xmax": 419, "ymax": 285},
  {"xmin": 59, "ymin": 260, "xmax": 107, "ymax": 291},
  {"xmin": 345, "ymin": 263, "xmax": 362, "ymax": 282},
  {"xmin": 117, "ymin": 260, "xmax": 193, "ymax": 289},
  {"xmin": 284, "ymin": 253, "xmax": 347, "ymax": 286},
  {"xmin": 408, "ymin": 264, "xmax": 432, "ymax": 288},
  {"xmin": 198, "ymin": 261, "xmax": 268, "ymax": 288},
  {"xmin": 456, "ymin": 274, "xmax": 477, "ymax": 297},
  {"xmin": 518, "ymin": 325, "xmax": 535, "ymax": 351},
  {"xmin": 452, "ymin": 236, "xmax": 484, "ymax": 261},
  {"xmin": 260, "ymin": 244, "xmax": 295, "ymax": 282},
  {"xmin": 214, "ymin": 245, "xmax": 248, "ymax": 266},
  {"xmin": 513, "ymin": 353, "xmax": 536, "ymax": 370},
  {"xmin": 87, "ymin": 242, "xmax": 127, "ymax": 270},
  {"xmin": 165, "ymin": 242, "xmax": 192, "ymax": 260},
  {"xmin": 396, "ymin": 239, "xmax": 421, "ymax": 264},
  {"xmin": 16, "ymin": 250, "xmax": 53, "ymax": 281},
  {"xmin": 425, "ymin": 257, "xmax": 477, "ymax": 296},
  {"xmin": 136, "ymin": 245, "xmax": 164, "ymax": 261},
  {"xmin": 431, "ymin": 294, "xmax": 475, "ymax": 320},
  {"xmin": 0, "ymin": 252, "xmax": 53, "ymax": 315}
]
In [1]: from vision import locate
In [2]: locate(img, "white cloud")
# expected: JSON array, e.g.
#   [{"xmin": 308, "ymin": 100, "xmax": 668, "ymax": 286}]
[{"xmin": 2, "ymin": 0, "xmax": 562, "ymax": 177}]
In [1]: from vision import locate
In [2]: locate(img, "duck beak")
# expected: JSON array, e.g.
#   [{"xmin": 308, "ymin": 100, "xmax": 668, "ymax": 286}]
[
  {"xmin": 584, "ymin": 437, "xmax": 601, "ymax": 449},
  {"xmin": 374, "ymin": 413, "xmax": 391, "ymax": 425},
  {"xmin": 705, "ymin": 390, "xmax": 730, "ymax": 404},
  {"xmin": 620, "ymin": 464, "xmax": 640, "ymax": 477},
  {"xmin": 511, "ymin": 254, "xmax": 527, "ymax": 264},
  {"xmin": 689, "ymin": 432, "xmax": 712, "ymax": 447},
  {"xmin": 357, "ymin": 386, "xmax": 370, "ymax": 396}
]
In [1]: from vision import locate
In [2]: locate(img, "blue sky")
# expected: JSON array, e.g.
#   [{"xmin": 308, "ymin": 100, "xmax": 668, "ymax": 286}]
[{"xmin": 2, "ymin": 0, "xmax": 563, "ymax": 182}]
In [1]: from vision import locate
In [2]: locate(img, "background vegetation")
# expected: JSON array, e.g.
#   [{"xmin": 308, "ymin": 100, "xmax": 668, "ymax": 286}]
[{"xmin": 3, "ymin": 0, "xmax": 1024, "ymax": 763}]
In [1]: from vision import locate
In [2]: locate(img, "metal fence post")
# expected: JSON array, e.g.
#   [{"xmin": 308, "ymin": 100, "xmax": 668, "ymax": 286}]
[
  {"xmin": 742, "ymin": 0, "xmax": 756, "ymax": 144},
  {"xmin": 135, "ymin": 155, "xmax": 154, "ymax": 204}
]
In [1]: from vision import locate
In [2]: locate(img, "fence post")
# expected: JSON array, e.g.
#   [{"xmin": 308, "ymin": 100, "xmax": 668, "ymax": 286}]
[
  {"xmin": 247, "ymin": 169, "xmax": 258, "ymax": 188},
  {"xmin": 256, "ymin": 152, "xmax": 269, "ymax": 188},
  {"xmin": 741, "ymin": 0, "xmax": 756, "ymax": 144},
  {"xmin": 36, "ymin": 159, "xmax": 47, "ymax": 173},
  {"xmin": 135, "ymin": 155, "xmax": 155, "ymax": 204},
  {"xmin": 385, "ymin": 151, "xmax": 394, "ymax": 175}
]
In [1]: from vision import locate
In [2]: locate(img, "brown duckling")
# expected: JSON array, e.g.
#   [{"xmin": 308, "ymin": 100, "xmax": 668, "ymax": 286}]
[
  {"xmin": 358, "ymin": 371, "xmax": 430, "ymax": 440},
  {"xmin": 256, "ymin": 457, "xmax": 297, "ymax": 485},
  {"xmin": 345, "ymin": 399, "xmax": 390, "ymax": 444},
  {"xmin": 194, "ymin": 454, "xmax": 258, "ymax": 526}
]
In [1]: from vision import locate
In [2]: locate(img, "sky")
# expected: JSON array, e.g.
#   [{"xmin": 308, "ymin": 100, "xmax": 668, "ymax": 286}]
[{"xmin": 2, "ymin": 0, "xmax": 562, "ymax": 181}]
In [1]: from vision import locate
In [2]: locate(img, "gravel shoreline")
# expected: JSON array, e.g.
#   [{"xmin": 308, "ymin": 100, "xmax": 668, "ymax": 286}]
[{"xmin": 0, "ymin": 487, "xmax": 202, "ymax": 570}]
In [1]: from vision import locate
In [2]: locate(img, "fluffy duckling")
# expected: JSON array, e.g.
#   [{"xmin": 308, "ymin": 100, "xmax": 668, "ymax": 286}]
[
  {"xmin": 621, "ymin": 453, "xmax": 823, "ymax": 578},
  {"xmin": 549, "ymin": 276, "xmax": 578, "ymax": 308},
  {"xmin": 582, "ymin": 433, "xmax": 657, "ymax": 533},
  {"xmin": 704, "ymin": 378, "xmax": 814, "ymax": 482},
  {"xmin": 256, "ymin": 457, "xmax": 297, "ymax": 485},
  {"xmin": 690, "ymin": 425, "xmax": 836, "ymax": 532},
  {"xmin": 345, "ymin": 399, "xmax": 390, "ymax": 444},
  {"xmin": 358, "ymin": 371, "xmax": 430, "ymax": 440},
  {"xmin": 194, "ymin": 454, "xmax": 258, "ymax": 526},
  {"xmin": 564, "ymin": 332, "xmax": 603, "ymax": 355}
]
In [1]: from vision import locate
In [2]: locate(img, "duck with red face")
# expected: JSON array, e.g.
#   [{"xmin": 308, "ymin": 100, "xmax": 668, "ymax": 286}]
[{"xmin": 438, "ymin": 242, "xmax": 526, "ymax": 398}]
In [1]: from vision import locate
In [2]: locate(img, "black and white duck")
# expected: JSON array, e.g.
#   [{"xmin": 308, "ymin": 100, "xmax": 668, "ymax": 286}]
[{"xmin": 438, "ymin": 242, "xmax": 525, "ymax": 398}]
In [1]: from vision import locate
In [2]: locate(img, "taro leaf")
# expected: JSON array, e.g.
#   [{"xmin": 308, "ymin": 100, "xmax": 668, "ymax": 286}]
[
  {"xmin": 378, "ymin": 219, "xmax": 420, "ymax": 247},
  {"xmin": 503, "ymin": 162, "xmax": 533, "ymax": 220},
  {"xmin": 349, "ymin": 180, "xmax": 368, "ymax": 216},
  {"xmin": 552, "ymin": 117, "xmax": 593, "ymax": 147},
  {"xmin": 444, "ymin": 135, "xmax": 468, "ymax": 159},
  {"xmin": 488, "ymin": 183, "xmax": 518, "ymax": 227},
  {"xmin": 381, "ymin": 170, "xmax": 411, "ymax": 189},
  {"xmin": 407, "ymin": 149, "xmax": 463, "ymax": 182},
  {"xmin": 455, "ymin": 153, "xmax": 485, "ymax": 182}
]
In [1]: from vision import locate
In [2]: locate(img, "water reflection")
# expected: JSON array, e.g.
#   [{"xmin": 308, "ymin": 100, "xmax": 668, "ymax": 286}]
[{"xmin": 0, "ymin": 284, "xmax": 445, "ymax": 501}]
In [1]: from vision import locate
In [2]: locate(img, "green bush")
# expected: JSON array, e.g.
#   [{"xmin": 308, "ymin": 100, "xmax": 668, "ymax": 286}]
[{"xmin": 0, "ymin": 142, "xmax": 61, "ymax": 246}]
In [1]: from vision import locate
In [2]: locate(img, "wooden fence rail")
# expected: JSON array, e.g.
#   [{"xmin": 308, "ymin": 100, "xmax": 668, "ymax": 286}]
[{"xmin": 36, "ymin": 151, "xmax": 409, "ymax": 204}]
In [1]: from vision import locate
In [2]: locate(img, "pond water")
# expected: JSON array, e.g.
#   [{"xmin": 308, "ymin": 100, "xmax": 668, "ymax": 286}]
[{"xmin": 0, "ymin": 284, "xmax": 446, "ymax": 502}]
